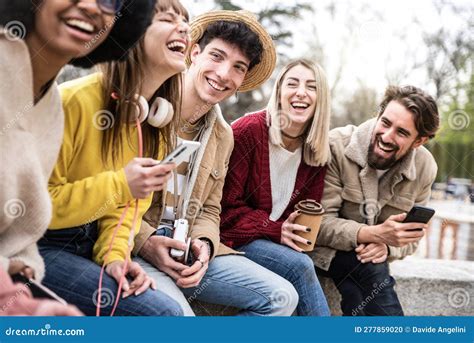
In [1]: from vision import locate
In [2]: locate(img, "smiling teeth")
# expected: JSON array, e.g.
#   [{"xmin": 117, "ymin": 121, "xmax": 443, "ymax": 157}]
[
  {"xmin": 292, "ymin": 102, "xmax": 309, "ymax": 108},
  {"xmin": 378, "ymin": 140, "xmax": 395, "ymax": 152},
  {"xmin": 167, "ymin": 41, "xmax": 186, "ymax": 52},
  {"xmin": 66, "ymin": 19, "xmax": 94, "ymax": 33},
  {"xmin": 208, "ymin": 79, "xmax": 225, "ymax": 91}
]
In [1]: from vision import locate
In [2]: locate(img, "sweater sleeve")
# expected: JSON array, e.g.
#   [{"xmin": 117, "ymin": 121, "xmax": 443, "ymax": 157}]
[
  {"xmin": 48, "ymin": 89, "xmax": 134, "ymax": 229},
  {"xmin": 220, "ymin": 117, "xmax": 282, "ymax": 248},
  {"xmin": 93, "ymin": 195, "xmax": 153, "ymax": 265}
]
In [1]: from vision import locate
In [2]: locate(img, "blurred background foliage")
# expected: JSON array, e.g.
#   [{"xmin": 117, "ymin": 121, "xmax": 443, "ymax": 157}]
[{"xmin": 59, "ymin": 0, "xmax": 473, "ymax": 182}]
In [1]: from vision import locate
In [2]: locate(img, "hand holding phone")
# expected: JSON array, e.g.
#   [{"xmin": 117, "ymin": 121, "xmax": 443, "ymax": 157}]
[
  {"xmin": 159, "ymin": 140, "xmax": 201, "ymax": 167},
  {"xmin": 124, "ymin": 158, "xmax": 175, "ymax": 199},
  {"xmin": 402, "ymin": 205, "xmax": 435, "ymax": 231},
  {"xmin": 11, "ymin": 274, "xmax": 67, "ymax": 305}
]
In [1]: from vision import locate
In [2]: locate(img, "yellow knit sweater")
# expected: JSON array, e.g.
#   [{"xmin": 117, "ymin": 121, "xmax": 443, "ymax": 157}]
[{"xmin": 48, "ymin": 73, "xmax": 161, "ymax": 265}]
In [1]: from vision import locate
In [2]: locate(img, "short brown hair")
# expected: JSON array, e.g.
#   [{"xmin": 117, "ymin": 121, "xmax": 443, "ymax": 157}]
[{"xmin": 378, "ymin": 85, "xmax": 439, "ymax": 139}]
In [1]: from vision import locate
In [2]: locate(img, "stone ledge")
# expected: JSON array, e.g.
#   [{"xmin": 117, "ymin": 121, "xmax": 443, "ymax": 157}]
[{"xmin": 190, "ymin": 258, "xmax": 474, "ymax": 316}]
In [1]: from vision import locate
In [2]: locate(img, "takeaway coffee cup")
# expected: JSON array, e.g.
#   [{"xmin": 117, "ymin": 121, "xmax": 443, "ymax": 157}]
[{"xmin": 294, "ymin": 199, "xmax": 324, "ymax": 251}]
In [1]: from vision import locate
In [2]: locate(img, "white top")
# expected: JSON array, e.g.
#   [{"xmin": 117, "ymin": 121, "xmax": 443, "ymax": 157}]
[{"xmin": 269, "ymin": 142, "xmax": 302, "ymax": 221}]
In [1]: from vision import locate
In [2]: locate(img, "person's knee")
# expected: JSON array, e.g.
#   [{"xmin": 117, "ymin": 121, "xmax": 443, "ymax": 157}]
[
  {"xmin": 287, "ymin": 253, "xmax": 316, "ymax": 281},
  {"xmin": 357, "ymin": 261, "xmax": 392, "ymax": 284},
  {"xmin": 269, "ymin": 281, "xmax": 299, "ymax": 316},
  {"xmin": 160, "ymin": 300, "xmax": 184, "ymax": 316},
  {"xmin": 130, "ymin": 291, "xmax": 184, "ymax": 316}
]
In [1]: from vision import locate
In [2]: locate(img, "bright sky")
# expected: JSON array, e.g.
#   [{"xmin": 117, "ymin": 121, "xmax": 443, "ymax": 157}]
[{"xmin": 182, "ymin": 0, "xmax": 471, "ymax": 104}]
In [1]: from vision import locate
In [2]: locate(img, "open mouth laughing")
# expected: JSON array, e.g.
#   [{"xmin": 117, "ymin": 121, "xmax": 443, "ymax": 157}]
[
  {"xmin": 64, "ymin": 17, "xmax": 99, "ymax": 41},
  {"xmin": 166, "ymin": 40, "xmax": 187, "ymax": 56},
  {"xmin": 374, "ymin": 136, "xmax": 399, "ymax": 155},
  {"xmin": 291, "ymin": 101, "xmax": 310, "ymax": 110}
]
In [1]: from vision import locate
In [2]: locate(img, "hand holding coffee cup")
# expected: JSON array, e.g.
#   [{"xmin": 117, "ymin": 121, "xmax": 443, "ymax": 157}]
[{"xmin": 293, "ymin": 199, "xmax": 324, "ymax": 251}]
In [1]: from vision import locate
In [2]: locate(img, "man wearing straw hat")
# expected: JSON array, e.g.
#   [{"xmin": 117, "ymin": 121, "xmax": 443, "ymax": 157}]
[{"xmin": 132, "ymin": 10, "xmax": 299, "ymax": 316}]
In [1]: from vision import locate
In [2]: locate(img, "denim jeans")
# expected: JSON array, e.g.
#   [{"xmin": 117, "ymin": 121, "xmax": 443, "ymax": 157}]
[
  {"xmin": 135, "ymin": 253, "xmax": 299, "ymax": 316},
  {"xmin": 239, "ymin": 239, "xmax": 330, "ymax": 316},
  {"xmin": 38, "ymin": 223, "xmax": 183, "ymax": 316},
  {"xmin": 316, "ymin": 250, "xmax": 404, "ymax": 316}
]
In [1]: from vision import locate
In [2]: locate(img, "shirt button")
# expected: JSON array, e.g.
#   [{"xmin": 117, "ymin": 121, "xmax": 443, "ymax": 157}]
[{"xmin": 214, "ymin": 169, "xmax": 219, "ymax": 177}]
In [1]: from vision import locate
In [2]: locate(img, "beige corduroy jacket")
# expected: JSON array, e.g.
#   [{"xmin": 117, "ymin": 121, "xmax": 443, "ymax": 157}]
[
  {"xmin": 133, "ymin": 105, "xmax": 238, "ymax": 260},
  {"xmin": 313, "ymin": 118, "xmax": 437, "ymax": 271}
]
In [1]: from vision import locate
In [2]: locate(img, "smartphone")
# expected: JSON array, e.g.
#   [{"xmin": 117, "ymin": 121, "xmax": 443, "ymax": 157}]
[
  {"xmin": 159, "ymin": 140, "xmax": 201, "ymax": 167},
  {"xmin": 11, "ymin": 274, "xmax": 68, "ymax": 305},
  {"xmin": 402, "ymin": 205, "xmax": 435, "ymax": 231}
]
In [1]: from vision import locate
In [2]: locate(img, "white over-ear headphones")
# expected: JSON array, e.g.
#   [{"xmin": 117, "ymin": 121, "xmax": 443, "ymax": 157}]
[
  {"xmin": 113, "ymin": 93, "xmax": 174, "ymax": 128},
  {"xmin": 147, "ymin": 97, "xmax": 174, "ymax": 128}
]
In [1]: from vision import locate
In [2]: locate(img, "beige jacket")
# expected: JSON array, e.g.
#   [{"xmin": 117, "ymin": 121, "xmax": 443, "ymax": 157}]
[
  {"xmin": 0, "ymin": 32, "xmax": 64, "ymax": 281},
  {"xmin": 313, "ymin": 118, "xmax": 437, "ymax": 270},
  {"xmin": 133, "ymin": 105, "xmax": 238, "ymax": 259}
]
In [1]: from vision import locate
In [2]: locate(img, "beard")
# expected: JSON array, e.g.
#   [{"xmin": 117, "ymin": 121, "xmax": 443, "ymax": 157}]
[{"xmin": 367, "ymin": 134, "xmax": 401, "ymax": 170}]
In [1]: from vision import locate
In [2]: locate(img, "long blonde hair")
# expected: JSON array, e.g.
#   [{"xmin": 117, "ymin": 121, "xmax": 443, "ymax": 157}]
[
  {"xmin": 267, "ymin": 59, "xmax": 331, "ymax": 166},
  {"xmin": 100, "ymin": 0, "xmax": 189, "ymax": 167}
]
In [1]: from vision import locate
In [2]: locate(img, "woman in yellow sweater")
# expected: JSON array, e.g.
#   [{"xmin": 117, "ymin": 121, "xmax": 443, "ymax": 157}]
[{"xmin": 38, "ymin": 0, "xmax": 190, "ymax": 316}]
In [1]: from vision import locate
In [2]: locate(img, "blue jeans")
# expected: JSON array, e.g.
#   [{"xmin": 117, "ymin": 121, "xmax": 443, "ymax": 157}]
[
  {"xmin": 136, "ymin": 254, "xmax": 299, "ymax": 316},
  {"xmin": 38, "ymin": 223, "xmax": 183, "ymax": 316},
  {"xmin": 316, "ymin": 250, "xmax": 404, "ymax": 316},
  {"xmin": 239, "ymin": 239, "xmax": 330, "ymax": 316}
]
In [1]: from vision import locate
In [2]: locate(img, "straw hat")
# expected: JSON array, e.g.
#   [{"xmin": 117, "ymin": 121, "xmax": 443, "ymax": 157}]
[{"xmin": 186, "ymin": 10, "xmax": 277, "ymax": 92}]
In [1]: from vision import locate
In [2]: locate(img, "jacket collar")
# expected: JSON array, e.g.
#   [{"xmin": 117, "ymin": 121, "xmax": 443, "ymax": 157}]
[
  {"xmin": 344, "ymin": 118, "xmax": 417, "ymax": 182},
  {"xmin": 181, "ymin": 104, "xmax": 220, "ymax": 216}
]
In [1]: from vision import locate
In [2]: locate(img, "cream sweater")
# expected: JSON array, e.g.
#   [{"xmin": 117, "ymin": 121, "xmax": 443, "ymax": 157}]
[
  {"xmin": 269, "ymin": 142, "xmax": 302, "ymax": 221},
  {"xmin": 0, "ymin": 32, "xmax": 64, "ymax": 281}
]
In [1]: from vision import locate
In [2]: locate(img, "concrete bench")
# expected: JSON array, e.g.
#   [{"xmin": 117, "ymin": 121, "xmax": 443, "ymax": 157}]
[{"xmin": 190, "ymin": 257, "xmax": 474, "ymax": 316}]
